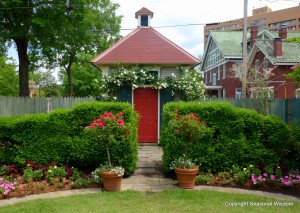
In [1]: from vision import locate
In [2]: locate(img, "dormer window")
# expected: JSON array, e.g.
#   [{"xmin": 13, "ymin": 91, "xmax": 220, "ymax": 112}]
[{"xmin": 141, "ymin": 15, "xmax": 148, "ymax": 26}]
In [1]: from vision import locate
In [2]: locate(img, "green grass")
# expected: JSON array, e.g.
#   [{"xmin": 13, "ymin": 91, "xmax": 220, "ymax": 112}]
[{"xmin": 0, "ymin": 190, "xmax": 299, "ymax": 213}]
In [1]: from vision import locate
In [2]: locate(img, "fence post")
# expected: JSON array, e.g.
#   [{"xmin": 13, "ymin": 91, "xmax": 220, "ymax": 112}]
[{"xmin": 47, "ymin": 98, "xmax": 52, "ymax": 113}]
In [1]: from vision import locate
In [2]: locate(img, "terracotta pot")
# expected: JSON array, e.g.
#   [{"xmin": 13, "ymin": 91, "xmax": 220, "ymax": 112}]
[
  {"xmin": 175, "ymin": 166, "xmax": 199, "ymax": 189},
  {"xmin": 100, "ymin": 171, "xmax": 123, "ymax": 192}
]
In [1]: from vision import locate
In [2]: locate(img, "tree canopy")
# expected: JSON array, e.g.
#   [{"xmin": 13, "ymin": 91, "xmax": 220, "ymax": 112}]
[
  {"xmin": 0, "ymin": 0, "xmax": 122, "ymax": 97},
  {"xmin": 0, "ymin": 55, "xmax": 18, "ymax": 96}
]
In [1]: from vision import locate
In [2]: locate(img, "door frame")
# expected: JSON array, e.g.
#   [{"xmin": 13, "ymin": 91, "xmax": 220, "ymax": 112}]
[{"xmin": 132, "ymin": 86, "xmax": 160, "ymax": 143}]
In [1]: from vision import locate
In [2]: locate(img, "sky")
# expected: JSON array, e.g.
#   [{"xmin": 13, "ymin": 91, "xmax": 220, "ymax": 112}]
[
  {"xmin": 111, "ymin": 0, "xmax": 300, "ymax": 58},
  {"xmin": 7, "ymin": 0, "xmax": 300, "ymax": 65}
]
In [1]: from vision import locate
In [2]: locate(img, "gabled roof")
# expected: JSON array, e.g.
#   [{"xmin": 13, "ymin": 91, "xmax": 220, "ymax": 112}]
[
  {"xmin": 91, "ymin": 27, "xmax": 200, "ymax": 67},
  {"xmin": 251, "ymin": 40, "xmax": 300, "ymax": 65},
  {"xmin": 135, "ymin": 7, "xmax": 153, "ymax": 18},
  {"xmin": 209, "ymin": 31, "xmax": 244, "ymax": 57}
]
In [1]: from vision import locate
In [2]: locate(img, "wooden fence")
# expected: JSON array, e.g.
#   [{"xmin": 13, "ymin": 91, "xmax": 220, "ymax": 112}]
[
  {"xmin": 0, "ymin": 96, "xmax": 299, "ymax": 126},
  {"xmin": 0, "ymin": 96, "xmax": 95, "ymax": 117},
  {"xmin": 204, "ymin": 98, "xmax": 300, "ymax": 126}
]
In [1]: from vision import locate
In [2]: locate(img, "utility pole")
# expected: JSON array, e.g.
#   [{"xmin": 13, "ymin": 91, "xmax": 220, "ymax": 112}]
[{"xmin": 242, "ymin": 0, "xmax": 248, "ymax": 98}]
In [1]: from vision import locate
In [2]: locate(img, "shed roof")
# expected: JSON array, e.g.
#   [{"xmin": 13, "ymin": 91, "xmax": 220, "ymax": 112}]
[{"xmin": 91, "ymin": 27, "xmax": 200, "ymax": 67}]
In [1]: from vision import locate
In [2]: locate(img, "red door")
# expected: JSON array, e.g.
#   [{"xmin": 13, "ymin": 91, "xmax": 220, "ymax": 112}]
[{"xmin": 134, "ymin": 88, "xmax": 158, "ymax": 143}]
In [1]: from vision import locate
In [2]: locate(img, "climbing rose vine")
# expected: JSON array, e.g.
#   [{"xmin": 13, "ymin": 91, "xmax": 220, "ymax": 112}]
[{"xmin": 100, "ymin": 66, "xmax": 206, "ymax": 101}]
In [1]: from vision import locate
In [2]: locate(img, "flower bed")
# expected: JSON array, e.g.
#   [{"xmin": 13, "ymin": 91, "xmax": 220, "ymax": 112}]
[
  {"xmin": 196, "ymin": 164, "xmax": 300, "ymax": 197},
  {"xmin": 0, "ymin": 162, "xmax": 102, "ymax": 200}
]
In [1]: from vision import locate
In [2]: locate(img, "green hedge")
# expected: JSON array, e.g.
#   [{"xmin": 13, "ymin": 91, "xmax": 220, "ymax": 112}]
[
  {"xmin": 0, "ymin": 102, "xmax": 138, "ymax": 174},
  {"xmin": 161, "ymin": 102, "xmax": 297, "ymax": 173}
]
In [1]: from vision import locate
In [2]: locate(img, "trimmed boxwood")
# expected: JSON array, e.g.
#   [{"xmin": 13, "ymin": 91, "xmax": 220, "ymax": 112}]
[
  {"xmin": 0, "ymin": 101, "xmax": 138, "ymax": 174},
  {"xmin": 161, "ymin": 102, "xmax": 297, "ymax": 173}
]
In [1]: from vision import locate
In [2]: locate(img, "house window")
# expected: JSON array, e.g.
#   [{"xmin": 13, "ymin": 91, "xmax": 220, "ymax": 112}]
[
  {"xmin": 263, "ymin": 57, "xmax": 269, "ymax": 70},
  {"xmin": 210, "ymin": 70, "xmax": 212, "ymax": 83},
  {"xmin": 223, "ymin": 89, "xmax": 226, "ymax": 98},
  {"xmin": 234, "ymin": 61, "xmax": 242, "ymax": 78},
  {"xmin": 141, "ymin": 15, "xmax": 148, "ymax": 26},
  {"xmin": 296, "ymin": 88, "xmax": 300, "ymax": 99},
  {"xmin": 205, "ymin": 72, "xmax": 208, "ymax": 83},
  {"xmin": 235, "ymin": 88, "xmax": 242, "ymax": 99},
  {"xmin": 255, "ymin": 59, "xmax": 260, "ymax": 79},
  {"xmin": 217, "ymin": 66, "xmax": 220, "ymax": 80},
  {"xmin": 212, "ymin": 73, "xmax": 216, "ymax": 86},
  {"xmin": 223, "ymin": 64, "xmax": 226, "ymax": 79},
  {"xmin": 250, "ymin": 87, "xmax": 274, "ymax": 99},
  {"xmin": 208, "ymin": 47, "xmax": 221, "ymax": 68}
]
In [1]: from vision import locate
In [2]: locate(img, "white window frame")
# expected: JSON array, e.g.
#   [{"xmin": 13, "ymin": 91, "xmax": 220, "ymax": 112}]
[
  {"xmin": 296, "ymin": 88, "xmax": 300, "ymax": 99},
  {"xmin": 255, "ymin": 59, "xmax": 260, "ymax": 79},
  {"xmin": 212, "ymin": 73, "xmax": 217, "ymax": 86},
  {"xmin": 235, "ymin": 88, "xmax": 242, "ymax": 99},
  {"xmin": 250, "ymin": 87, "xmax": 274, "ymax": 99},
  {"xmin": 222, "ymin": 64, "xmax": 226, "ymax": 79}
]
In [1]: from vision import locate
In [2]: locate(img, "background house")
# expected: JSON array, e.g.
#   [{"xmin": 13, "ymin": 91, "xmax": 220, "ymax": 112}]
[
  {"xmin": 200, "ymin": 31, "xmax": 244, "ymax": 98},
  {"xmin": 248, "ymin": 25, "xmax": 300, "ymax": 99},
  {"xmin": 91, "ymin": 7, "xmax": 200, "ymax": 143},
  {"xmin": 201, "ymin": 25, "xmax": 300, "ymax": 99}
]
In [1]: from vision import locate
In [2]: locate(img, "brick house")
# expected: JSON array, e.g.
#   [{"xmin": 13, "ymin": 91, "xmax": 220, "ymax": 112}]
[
  {"xmin": 200, "ymin": 31, "xmax": 243, "ymax": 98},
  {"xmin": 91, "ymin": 7, "xmax": 200, "ymax": 143},
  {"xmin": 201, "ymin": 25, "xmax": 300, "ymax": 99},
  {"xmin": 248, "ymin": 25, "xmax": 300, "ymax": 99}
]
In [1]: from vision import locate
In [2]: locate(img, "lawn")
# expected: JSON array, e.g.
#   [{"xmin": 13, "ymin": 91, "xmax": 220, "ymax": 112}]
[{"xmin": 0, "ymin": 190, "xmax": 299, "ymax": 213}]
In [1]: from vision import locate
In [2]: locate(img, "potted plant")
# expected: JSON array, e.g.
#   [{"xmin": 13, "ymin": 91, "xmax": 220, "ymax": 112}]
[
  {"xmin": 85, "ymin": 111, "xmax": 128, "ymax": 191},
  {"xmin": 169, "ymin": 110, "xmax": 209, "ymax": 189}
]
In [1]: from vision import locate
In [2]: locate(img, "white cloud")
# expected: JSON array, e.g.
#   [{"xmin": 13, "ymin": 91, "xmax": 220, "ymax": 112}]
[{"xmin": 112, "ymin": 0, "xmax": 298, "ymax": 58}]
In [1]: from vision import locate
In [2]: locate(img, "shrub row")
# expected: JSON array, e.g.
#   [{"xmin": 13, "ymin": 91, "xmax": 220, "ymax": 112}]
[
  {"xmin": 0, "ymin": 102, "xmax": 138, "ymax": 174},
  {"xmin": 161, "ymin": 102, "xmax": 299, "ymax": 174}
]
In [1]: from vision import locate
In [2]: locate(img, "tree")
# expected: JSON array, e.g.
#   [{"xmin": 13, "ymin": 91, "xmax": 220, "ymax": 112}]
[
  {"xmin": 40, "ymin": 0, "xmax": 122, "ymax": 96},
  {"xmin": 232, "ymin": 64, "xmax": 274, "ymax": 115},
  {"xmin": 0, "ymin": 0, "xmax": 121, "ymax": 97},
  {"xmin": 285, "ymin": 37, "xmax": 300, "ymax": 84},
  {"xmin": 285, "ymin": 66, "xmax": 300, "ymax": 85},
  {"xmin": 0, "ymin": 55, "xmax": 18, "ymax": 96},
  {"xmin": 58, "ymin": 53, "xmax": 101, "ymax": 97}
]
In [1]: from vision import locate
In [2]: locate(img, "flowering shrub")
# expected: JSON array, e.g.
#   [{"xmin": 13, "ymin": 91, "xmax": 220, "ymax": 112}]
[
  {"xmin": 166, "ymin": 69, "xmax": 206, "ymax": 101},
  {"xmin": 101, "ymin": 66, "xmax": 205, "ymax": 101},
  {"xmin": 85, "ymin": 112, "xmax": 129, "ymax": 173},
  {"xmin": 0, "ymin": 178, "xmax": 17, "ymax": 196},
  {"xmin": 168, "ymin": 110, "xmax": 211, "ymax": 169}
]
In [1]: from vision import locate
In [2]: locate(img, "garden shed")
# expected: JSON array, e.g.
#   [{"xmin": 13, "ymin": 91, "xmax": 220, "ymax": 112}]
[{"xmin": 91, "ymin": 7, "xmax": 200, "ymax": 143}]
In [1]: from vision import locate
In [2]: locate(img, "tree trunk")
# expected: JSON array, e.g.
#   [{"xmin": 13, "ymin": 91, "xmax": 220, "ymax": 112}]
[
  {"xmin": 15, "ymin": 38, "xmax": 30, "ymax": 97},
  {"xmin": 65, "ymin": 52, "xmax": 75, "ymax": 96}
]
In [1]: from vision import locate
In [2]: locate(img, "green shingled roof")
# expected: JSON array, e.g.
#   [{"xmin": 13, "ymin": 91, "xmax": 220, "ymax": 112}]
[
  {"xmin": 255, "ymin": 39, "xmax": 300, "ymax": 64},
  {"xmin": 210, "ymin": 31, "xmax": 244, "ymax": 57},
  {"xmin": 269, "ymin": 31, "xmax": 300, "ymax": 39}
]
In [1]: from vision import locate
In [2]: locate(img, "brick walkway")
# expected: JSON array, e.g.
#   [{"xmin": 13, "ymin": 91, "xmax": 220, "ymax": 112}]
[{"xmin": 122, "ymin": 144, "xmax": 177, "ymax": 191}]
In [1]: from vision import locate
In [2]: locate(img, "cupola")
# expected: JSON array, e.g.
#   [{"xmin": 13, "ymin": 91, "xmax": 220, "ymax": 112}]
[{"xmin": 135, "ymin": 7, "xmax": 154, "ymax": 27}]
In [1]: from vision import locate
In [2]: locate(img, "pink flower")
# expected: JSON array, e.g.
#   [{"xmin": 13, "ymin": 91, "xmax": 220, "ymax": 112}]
[
  {"xmin": 270, "ymin": 175, "xmax": 276, "ymax": 181},
  {"xmin": 117, "ymin": 119, "xmax": 124, "ymax": 126},
  {"xmin": 116, "ymin": 112, "xmax": 124, "ymax": 117}
]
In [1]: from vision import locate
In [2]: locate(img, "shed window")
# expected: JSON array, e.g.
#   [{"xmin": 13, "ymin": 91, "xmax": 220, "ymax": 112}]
[{"xmin": 141, "ymin": 15, "xmax": 148, "ymax": 26}]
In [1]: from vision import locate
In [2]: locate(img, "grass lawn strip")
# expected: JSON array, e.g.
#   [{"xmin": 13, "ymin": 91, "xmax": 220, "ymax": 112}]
[{"xmin": 0, "ymin": 190, "xmax": 299, "ymax": 213}]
